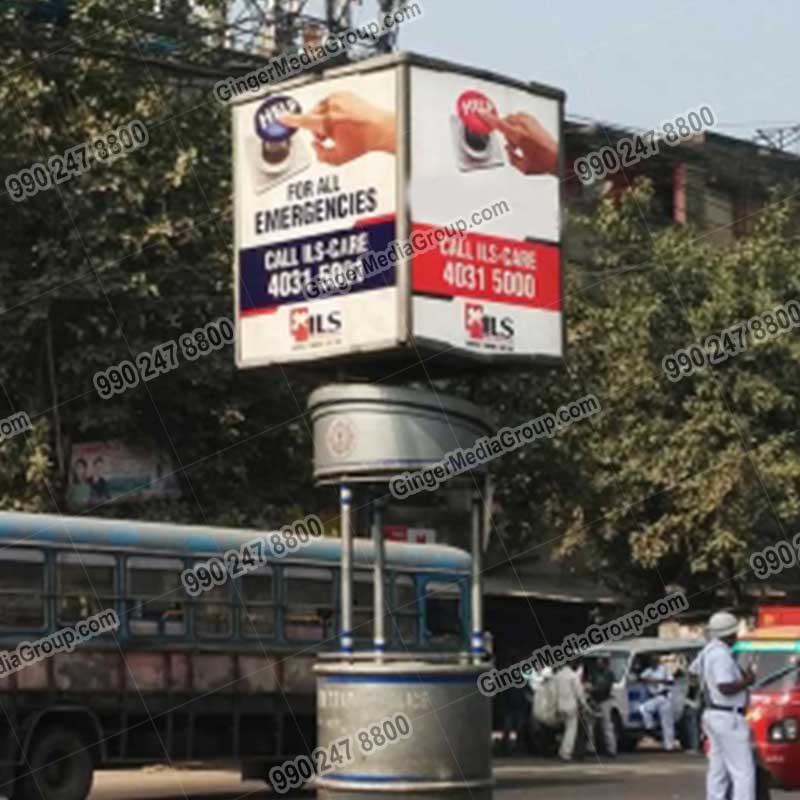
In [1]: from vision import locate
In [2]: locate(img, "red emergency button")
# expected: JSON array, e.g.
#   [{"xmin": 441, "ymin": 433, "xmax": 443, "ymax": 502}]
[{"xmin": 456, "ymin": 90, "xmax": 497, "ymax": 135}]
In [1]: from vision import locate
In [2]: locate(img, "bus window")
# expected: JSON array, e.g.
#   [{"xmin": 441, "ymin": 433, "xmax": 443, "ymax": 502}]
[
  {"xmin": 390, "ymin": 574, "xmax": 418, "ymax": 648},
  {"xmin": 194, "ymin": 570, "xmax": 232, "ymax": 638},
  {"xmin": 239, "ymin": 568, "xmax": 274, "ymax": 637},
  {"xmin": 0, "ymin": 548, "xmax": 45, "ymax": 630},
  {"xmin": 284, "ymin": 567, "xmax": 333, "ymax": 642},
  {"xmin": 424, "ymin": 580, "xmax": 465, "ymax": 649},
  {"xmin": 57, "ymin": 552, "xmax": 116, "ymax": 624},
  {"xmin": 126, "ymin": 557, "xmax": 186, "ymax": 636}
]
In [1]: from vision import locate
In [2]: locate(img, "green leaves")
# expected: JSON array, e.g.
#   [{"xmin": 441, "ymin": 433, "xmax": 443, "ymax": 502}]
[
  {"xmin": 478, "ymin": 178, "xmax": 800, "ymax": 604},
  {"xmin": 0, "ymin": 0, "xmax": 317, "ymax": 524}
]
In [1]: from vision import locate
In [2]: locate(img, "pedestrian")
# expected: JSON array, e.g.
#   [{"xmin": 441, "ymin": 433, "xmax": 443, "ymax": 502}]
[
  {"xmin": 530, "ymin": 665, "xmax": 560, "ymax": 755},
  {"xmin": 590, "ymin": 654, "xmax": 618, "ymax": 757},
  {"xmin": 638, "ymin": 654, "xmax": 679, "ymax": 751},
  {"xmin": 683, "ymin": 673, "xmax": 703, "ymax": 753},
  {"xmin": 555, "ymin": 659, "xmax": 589, "ymax": 761},
  {"xmin": 689, "ymin": 611, "xmax": 756, "ymax": 800},
  {"xmin": 501, "ymin": 682, "xmax": 529, "ymax": 754},
  {"xmin": 500, "ymin": 650, "xmax": 529, "ymax": 753},
  {"xmin": 532, "ymin": 665, "xmax": 559, "ymax": 728}
]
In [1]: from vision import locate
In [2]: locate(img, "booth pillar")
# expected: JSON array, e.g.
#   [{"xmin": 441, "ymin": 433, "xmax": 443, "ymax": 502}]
[
  {"xmin": 470, "ymin": 487, "xmax": 485, "ymax": 664},
  {"xmin": 371, "ymin": 497, "xmax": 386, "ymax": 656},
  {"xmin": 339, "ymin": 485, "xmax": 354, "ymax": 653}
]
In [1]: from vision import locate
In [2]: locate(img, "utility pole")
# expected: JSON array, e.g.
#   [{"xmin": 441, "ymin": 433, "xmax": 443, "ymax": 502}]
[
  {"xmin": 222, "ymin": 0, "xmax": 405, "ymax": 59},
  {"xmin": 754, "ymin": 125, "xmax": 800, "ymax": 154},
  {"xmin": 4, "ymin": 1, "xmax": 408, "ymax": 83}
]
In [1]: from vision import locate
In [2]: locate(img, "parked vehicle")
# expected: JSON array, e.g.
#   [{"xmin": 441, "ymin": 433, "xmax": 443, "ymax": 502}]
[
  {"xmin": 582, "ymin": 637, "xmax": 704, "ymax": 750},
  {"xmin": 735, "ymin": 606, "xmax": 800, "ymax": 790}
]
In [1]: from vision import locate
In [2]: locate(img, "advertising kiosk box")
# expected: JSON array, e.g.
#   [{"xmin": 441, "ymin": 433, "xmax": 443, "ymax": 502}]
[{"xmin": 233, "ymin": 52, "xmax": 565, "ymax": 376}]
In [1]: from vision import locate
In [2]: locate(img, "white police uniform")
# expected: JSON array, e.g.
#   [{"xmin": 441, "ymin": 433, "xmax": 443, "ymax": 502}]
[
  {"xmin": 690, "ymin": 637, "xmax": 755, "ymax": 800},
  {"xmin": 639, "ymin": 663, "xmax": 676, "ymax": 750}
]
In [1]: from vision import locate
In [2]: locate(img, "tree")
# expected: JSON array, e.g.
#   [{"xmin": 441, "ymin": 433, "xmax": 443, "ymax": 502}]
[
  {"xmin": 472, "ymin": 179, "xmax": 800, "ymax": 606},
  {"xmin": 0, "ymin": 0, "xmax": 317, "ymax": 526}
]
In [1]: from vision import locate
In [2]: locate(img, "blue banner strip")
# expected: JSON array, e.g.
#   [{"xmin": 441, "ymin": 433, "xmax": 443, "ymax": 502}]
[{"xmin": 239, "ymin": 219, "xmax": 396, "ymax": 312}]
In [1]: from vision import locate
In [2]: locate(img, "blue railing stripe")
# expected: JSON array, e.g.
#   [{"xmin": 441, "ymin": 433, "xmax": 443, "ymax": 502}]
[{"xmin": 322, "ymin": 774, "xmax": 433, "ymax": 783}]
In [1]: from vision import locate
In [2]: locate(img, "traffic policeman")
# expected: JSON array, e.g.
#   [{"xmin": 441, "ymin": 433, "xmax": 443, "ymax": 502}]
[
  {"xmin": 638, "ymin": 654, "xmax": 677, "ymax": 750},
  {"xmin": 690, "ymin": 611, "xmax": 756, "ymax": 800}
]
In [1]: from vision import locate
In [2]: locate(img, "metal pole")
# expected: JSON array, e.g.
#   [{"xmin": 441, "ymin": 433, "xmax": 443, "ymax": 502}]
[
  {"xmin": 340, "ymin": 484, "xmax": 353, "ymax": 654},
  {"xmin": 371, "ymin": 496, "xmax": 386, "ymax": 658},
  {"xmin": 470, "ymin": 487, "xmax": 484, "ymax": 664}
]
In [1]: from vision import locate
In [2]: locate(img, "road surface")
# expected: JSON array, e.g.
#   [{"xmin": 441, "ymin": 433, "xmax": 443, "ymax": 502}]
[{"xmin": 87, "ymin": 752, "xmax": 791, "ymax": 800}]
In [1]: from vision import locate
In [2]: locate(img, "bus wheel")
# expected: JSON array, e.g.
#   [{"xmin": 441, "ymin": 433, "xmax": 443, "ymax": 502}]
[{"xmin": 17, "ymin": 727, "xmax": 94, "ymax": 800}]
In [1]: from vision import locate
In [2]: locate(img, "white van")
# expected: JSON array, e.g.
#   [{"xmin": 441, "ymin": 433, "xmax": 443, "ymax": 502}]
[{"xmin": 582, "ymin": 637, "xmax": 704, "ymax": 750}]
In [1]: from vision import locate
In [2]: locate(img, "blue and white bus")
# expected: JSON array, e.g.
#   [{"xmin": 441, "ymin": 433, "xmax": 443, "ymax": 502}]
[{"xmin": 0, "ymin": 512, "xmax": 471, "ymax": 800}]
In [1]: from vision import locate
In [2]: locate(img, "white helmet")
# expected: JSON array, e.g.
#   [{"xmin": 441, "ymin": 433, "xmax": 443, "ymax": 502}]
[{"xmin": 707, "ymin": 611, "xmax": 739, "ymax": 639}]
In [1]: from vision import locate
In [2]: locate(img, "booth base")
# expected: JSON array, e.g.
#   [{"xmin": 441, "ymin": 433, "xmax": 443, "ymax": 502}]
[{"xmin": 315, "ymin": 659, "xmax": 493, "ymax": 800}]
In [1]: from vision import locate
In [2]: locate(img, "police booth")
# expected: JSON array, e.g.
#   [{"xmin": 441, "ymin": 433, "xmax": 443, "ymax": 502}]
[{"xmin": 231, "ymin": 50, "xmax": 565, "ymax": 800}]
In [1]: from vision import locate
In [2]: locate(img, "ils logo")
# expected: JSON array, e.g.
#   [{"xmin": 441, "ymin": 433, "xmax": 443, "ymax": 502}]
[
  {"xmin": 290, "ymin": 307, "xmax": 342, "ymax": 347},
  {"xmin": 464, "ymin": 303, "xmax": 514, "ymax": 350}
]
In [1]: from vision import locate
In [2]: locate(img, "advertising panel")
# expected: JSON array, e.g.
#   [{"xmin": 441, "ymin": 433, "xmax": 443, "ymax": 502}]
[
  {"xmin": 409, "ymin": 65, "xmax": 563, "ymax": 362},
  {"xmin": 233, "ymin": 65, "xmax": 400, "ymax": 368},
  {"xmin": 66, "ymin": 440, "xmax": 181, "ymax": 510}
]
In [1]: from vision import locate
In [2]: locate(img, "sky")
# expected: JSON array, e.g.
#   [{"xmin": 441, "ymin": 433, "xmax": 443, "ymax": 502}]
[{"xmin": 386, "ymin": 0, "xmax": 798, "ymax": 142}]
